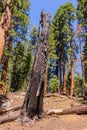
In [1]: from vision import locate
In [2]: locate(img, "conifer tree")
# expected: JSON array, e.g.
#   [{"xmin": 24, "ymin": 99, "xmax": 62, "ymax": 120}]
[
  {"xmin": 77, "ymin": 0, "xmax": 87, "ymax": 92},
  {"xmin": 51, "ymin": 2, "xmax": 75, "ymax": 95},
  {"xmin": 0, "ymin": 0, "xmax": 30, "ymax": 93}
]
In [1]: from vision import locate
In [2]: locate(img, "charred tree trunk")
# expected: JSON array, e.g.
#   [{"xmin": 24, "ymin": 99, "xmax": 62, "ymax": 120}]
[
  {"xmin": 19, "ymin": 11, "xmax": 50, "ymax": 123},
  {"xmin": 0, "ymin": 0, "xmax": 12, "ymax": 62},
  {"xmin": 70, "ymin": 38, "xmax": 74, "ymax": 97},
  {"xmin": 44, "ymin": 61, "xmax": 48, "ymax": 96}
]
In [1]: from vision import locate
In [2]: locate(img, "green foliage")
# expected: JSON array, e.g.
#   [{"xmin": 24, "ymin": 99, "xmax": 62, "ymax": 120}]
[
  {"xmin": 30, "ymin": 26, "xmax": 38, "ymax": 46},
  {"xmin": 48, "ymin": 75, "xmax": 59, "ymax": 93},
  {"xmin": 50, "ymin": 2, "xmax": 76, "ymax": 89},
  {"xmin": 77, "ymin": 0, "xmax": 87, "ymax": 26},
  {"xmin": 52, "ymin": 2, "xmax": 76, "ymax": 47},
  {"xmin": 10, "ymin": 42, "xmax": 32, "ymax": 91},
  {"xmin": 74, "ymin": 73, "xmax": 82, "ymax": 96}
]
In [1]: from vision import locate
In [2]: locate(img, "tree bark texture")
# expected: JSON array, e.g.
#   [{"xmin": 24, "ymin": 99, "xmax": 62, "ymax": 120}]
[
  {"xmin": 0, "ymin": 0, "xmax": 12, "ymax": 62},
  {"xmin": 44, "ymin": 62, "xmax": 48, "ymax": 96},
  {"xmin": 19, "ymin": 11, "xmax": 50, "ymax": 122},
  {"xmin": 0, "ymin": 37, "xmax": 12, "ymax": 94},
  {"xmin": 63, "ymin": 62, "xmax": 66, "ymax": 95}
]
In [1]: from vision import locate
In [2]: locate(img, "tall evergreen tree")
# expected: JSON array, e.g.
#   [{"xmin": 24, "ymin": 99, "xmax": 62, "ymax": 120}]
[
  {"xmin": 77, "ymin": 0, "xmax": 87, "ymax": 92},
  {"xmin": 0, "ymin": 0, "xmax": 30, "ymax": 93},
  {"xmin": 11, "ymin": 42, "xmax": 32, "ymax": 91},
  {"xmin": 51, "ymin": 2, "xmax": 75, "ymax": 95}
]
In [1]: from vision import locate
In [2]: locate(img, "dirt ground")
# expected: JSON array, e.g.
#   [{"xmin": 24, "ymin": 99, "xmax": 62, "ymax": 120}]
[{"xmin": 0, "ymin": 92, "xmax": 87, "ymax": 130}]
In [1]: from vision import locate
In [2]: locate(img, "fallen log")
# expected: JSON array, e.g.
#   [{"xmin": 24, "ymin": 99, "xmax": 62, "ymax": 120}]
[
  {"xmin": 46, "ymin": 105, "xmax": 87, "ymax": 115},
  {"xmin": 0, "ymin": 105, "xmax": 21, "ymax": 114},
  {"xmin": 0, "ymin": 105, "xmax": 87, "ymax": 124},
  {"xmin": 44, "ymin": 93, "xmax": 68, "ymax": 98},
  {"xmin": 0, "ymin": 114, "xmax": 19, "ymax": 124}
]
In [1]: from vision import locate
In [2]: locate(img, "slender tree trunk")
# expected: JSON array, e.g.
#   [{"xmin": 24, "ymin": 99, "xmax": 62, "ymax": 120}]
[
  {"xmin": 70, "ymin": 38, "xmax": 74, "ymax": 97},
  {"xmin": 44, "ymin": 61, "xmax": 48, "ymax": 96},
  {"xmin": 62, "ymin": 49, "xmax": 66, "ymax": 95},
  {"xmin": 63, "ymin": 62, "xmax": 66, "ymax": 95},
  {"xmin": 60, "ymin": 53, "xmax": 63, "ymax": 94},
  {"xmin": 19, "ymin": 11, "xmax": 50, "ymax": 123},
  {"xmin": 79, "ymin": 37, "xmax": 85, "ymax": 94},
  {"xmin": 0, "ymin": 0, "xmax": 12, "ymax": 62},
  {"xmin": 55, "ymin": 47, "xmax": 59, "ymax": 77},
  {"xmin": 55, "ymin": 60, "xmax": 58, "ymax": 77}
]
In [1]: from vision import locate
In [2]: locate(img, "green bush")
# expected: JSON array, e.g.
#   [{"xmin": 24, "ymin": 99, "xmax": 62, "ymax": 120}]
[
  {"xmin": 48, "ymin": 75, "xmax": 59, "ymax": 93},
  {"xmin": 74, "ymin": 73, "xmax": 82, "ymax": 97}
]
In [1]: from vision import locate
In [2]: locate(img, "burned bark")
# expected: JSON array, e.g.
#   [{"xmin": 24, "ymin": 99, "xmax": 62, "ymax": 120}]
[
  {"xmin": 44, "ymin": 62, "xmax": 48, "ymax": 96},
  {"xmin": 19, "ymin": 11, "xmax": 50, "ymax": 123}
]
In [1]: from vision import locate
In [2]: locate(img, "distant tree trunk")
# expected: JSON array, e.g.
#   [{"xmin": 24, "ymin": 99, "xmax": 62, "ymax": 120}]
[
  {"xmin": 0, "ymin": 0, "xmax": 12, "ymax": 62},
  {"xmin": 60, "ymin": 53, "xmax": 63, "ymax": 94},
  {"xmin": 19, "ymin": 11, "xmax": 50, "ymax": 123},
  {"xmin": 44, "ymin": 62, "xmax": 48, "ymax": 96},
  {"xmin": 0, "ymin": 37, "xmax": 12, "ymax": 94},
  {"xmin": 63, "ymin": 54, "xmax": 66, "ymax": 95},
  {"xmin": 70, "ymin": 38, "xmax": 74, "ymax": 97},
  {"xmin": 77, "ymin": 24, "xmax": 85, "ymax": 94},
  {"xmin": 55, "ymin": 60, "xmax": 58, "ymax": 77},
  {"xmin": 55, "ymin": 47, "xmax": 59, "ymax": 77},
  {"xmin": 79, "ymin": 36, "xmax": 85, "ymax": 94}
]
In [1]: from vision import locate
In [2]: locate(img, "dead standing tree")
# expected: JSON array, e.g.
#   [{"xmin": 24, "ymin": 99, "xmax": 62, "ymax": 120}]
[{"xmin": 19, "ymin": 11, "xmax": 50, "ymax": 123}]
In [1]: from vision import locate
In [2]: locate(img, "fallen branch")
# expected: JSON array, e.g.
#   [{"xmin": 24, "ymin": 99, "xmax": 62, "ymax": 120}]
[
  {"xmin": 0, "ymin": 114, "xmax": 19, "ymax": 124},
  {"xmin": 0, "ymin": 105, "xmax": 22, "ymax": 114},
  {"xmin": 44, "ymin": 93, "xmax": 67, "ymax": 98}
]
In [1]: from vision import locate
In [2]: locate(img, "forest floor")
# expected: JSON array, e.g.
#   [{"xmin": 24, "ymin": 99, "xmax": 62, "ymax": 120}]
[{"xmin": 0, "ymin": 92, "xmax": 87, "ymax": 130}]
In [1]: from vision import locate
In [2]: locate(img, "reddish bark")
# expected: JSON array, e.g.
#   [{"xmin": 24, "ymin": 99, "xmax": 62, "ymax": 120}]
[
  {"xmin": 0, "ymin": 37, "xmax": 12, "ymax": 94},
  {"xmin": 70, "ymin": 38, "xmax": 74, "ymax": 97},
  {"xmin": 0, "ymin": 0, "xmax": 12, "ymax": 62},
  {"xmin": 0, "ymin": 56, "xmax": 9, "ymax": 94},
  {"xmin": 62, "ymin": 50, "xmax": 66, "ymax": 95},
  {"xmin": 63, "ymin": 63, "xmax": 66, "ymax": 95}
]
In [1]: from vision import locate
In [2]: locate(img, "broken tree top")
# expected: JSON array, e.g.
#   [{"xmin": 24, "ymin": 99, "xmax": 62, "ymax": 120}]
[{"xmin": 38, "ymin": 10, "xmax": 50, "ymax": 43}]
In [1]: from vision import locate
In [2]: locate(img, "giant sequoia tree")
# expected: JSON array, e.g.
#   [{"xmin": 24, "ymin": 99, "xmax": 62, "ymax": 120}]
[
  {"xmin": 19, "ymin": 11, "xmax": 50, "ymax": 123},
  {"xmin": 77, "ymin": 0, "xmax": 87, "ymax": 92},
  {"xmin": 0, "ymin": 0, "xmax": 30, "ymax": 93},
  {"xmin": 0, "ymin": 0, "xmax": 12, "ymax": 62},
  {"xmin": 51, "ymin": 2, "xmax": 75, "ymax": 95}
]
